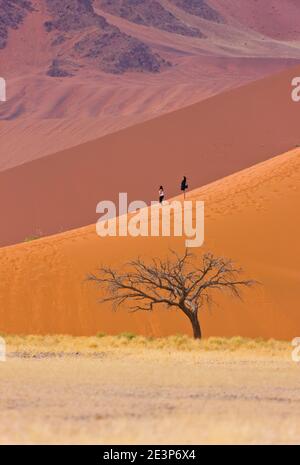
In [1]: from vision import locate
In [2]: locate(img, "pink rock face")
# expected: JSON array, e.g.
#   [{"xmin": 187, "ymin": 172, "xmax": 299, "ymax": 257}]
[{"xmin": 212, "ymin": 0, "xmax": 300, "ymax": 40}]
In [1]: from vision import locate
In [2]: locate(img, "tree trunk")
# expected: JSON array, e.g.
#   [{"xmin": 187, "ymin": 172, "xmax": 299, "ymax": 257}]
[{"xmin": 189, "ymin": 312, "xmax": 202, "ymax": 339}]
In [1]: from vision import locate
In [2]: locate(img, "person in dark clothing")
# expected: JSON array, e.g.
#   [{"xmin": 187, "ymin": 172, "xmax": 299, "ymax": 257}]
[
  {"xmin": 181, "ymin": 176, "xmax": 188, "ymax": 198},
  {"xmin": 159, "ymin": 186, "xmax": 165, "ymax": 204}
]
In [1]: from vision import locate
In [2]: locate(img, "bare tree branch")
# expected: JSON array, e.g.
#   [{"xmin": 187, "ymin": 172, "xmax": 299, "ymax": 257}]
[{"xmin": 88, "ymin": 251, "xmax": 257, "ymax": 339}]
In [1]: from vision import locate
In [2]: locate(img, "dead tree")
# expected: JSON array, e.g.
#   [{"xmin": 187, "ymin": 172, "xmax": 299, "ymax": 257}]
[{"xmin": 88, "ymin": 251, "xmax": 256, "ymax": 339}]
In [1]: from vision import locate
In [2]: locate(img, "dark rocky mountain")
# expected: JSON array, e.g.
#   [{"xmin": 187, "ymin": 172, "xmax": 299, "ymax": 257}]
[
  {"xmin": 170, "ymin": 0, "xmax": 223, "ymax": 23},
  {"xmin": 44, "ymin": 0, "xmax": 170, "ymax": 75},
  {"xmin": 0, "ymin": 0, "xmax": 34, "ymax": 49},
  {"xmin": 47, "ymin": 58, "xmax": 77, "ymax": 77},
  {"xmin": 44, "ymin": 0, "xmax": 107, "ymax": 32},
  {"xmin": 73, "ymin": 30, "xmax": 169, "ymax": 74},
  {"xmin": 98, "ymin": 0, "xmax": 203, "ymax": 37},
  {"xmin": 0, "ymin": 0, "xmax": 214, "ymax": 76}
]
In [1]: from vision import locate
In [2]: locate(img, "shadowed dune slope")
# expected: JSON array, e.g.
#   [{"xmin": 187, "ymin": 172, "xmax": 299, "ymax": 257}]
[
  {"xmin": 1, "ymin": 66, "xmax": 300, "ymax": 247},
  {"xmin": 1, "ymin": 57, "xmax": 294, "ymax": 170},
  {"xmin": 0, "ymin": 148, "xmax": 299, "ymax": 339}
]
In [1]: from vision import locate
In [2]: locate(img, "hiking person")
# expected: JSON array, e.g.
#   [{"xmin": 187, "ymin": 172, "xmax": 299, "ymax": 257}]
[
  {"xmin": 159, "ymin": 186, "xmax": 165, "ymax": 204},
  {"xmin": 181, "ymin": 176, "xmax": 188, "ymax": 198}
]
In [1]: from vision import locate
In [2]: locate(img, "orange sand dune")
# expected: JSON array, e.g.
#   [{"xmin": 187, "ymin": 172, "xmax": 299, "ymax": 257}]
[
  {"xmin": 0, "ymin": 148, "xmax": 299, "ymax": 340},
  {"xmin": 1, "ymin": 65, "xmax": 300, "ymax": 247}
]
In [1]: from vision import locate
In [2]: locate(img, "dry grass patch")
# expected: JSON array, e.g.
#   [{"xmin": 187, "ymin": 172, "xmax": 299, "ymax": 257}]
[{"xmin": 2, "ymin": 333, "xmax": 291, "ymax": 358}]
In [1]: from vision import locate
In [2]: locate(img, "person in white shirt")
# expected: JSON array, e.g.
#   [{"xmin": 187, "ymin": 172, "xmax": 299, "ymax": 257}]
[{"xmin": 159, "ymin": 186, "xmax": 165, "ymax": 204}]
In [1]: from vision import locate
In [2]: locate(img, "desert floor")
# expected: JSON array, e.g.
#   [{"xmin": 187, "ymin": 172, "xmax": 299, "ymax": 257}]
[{"xmin": 0, "ymin": 336, "xmax": 299, "ymax": 445}]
